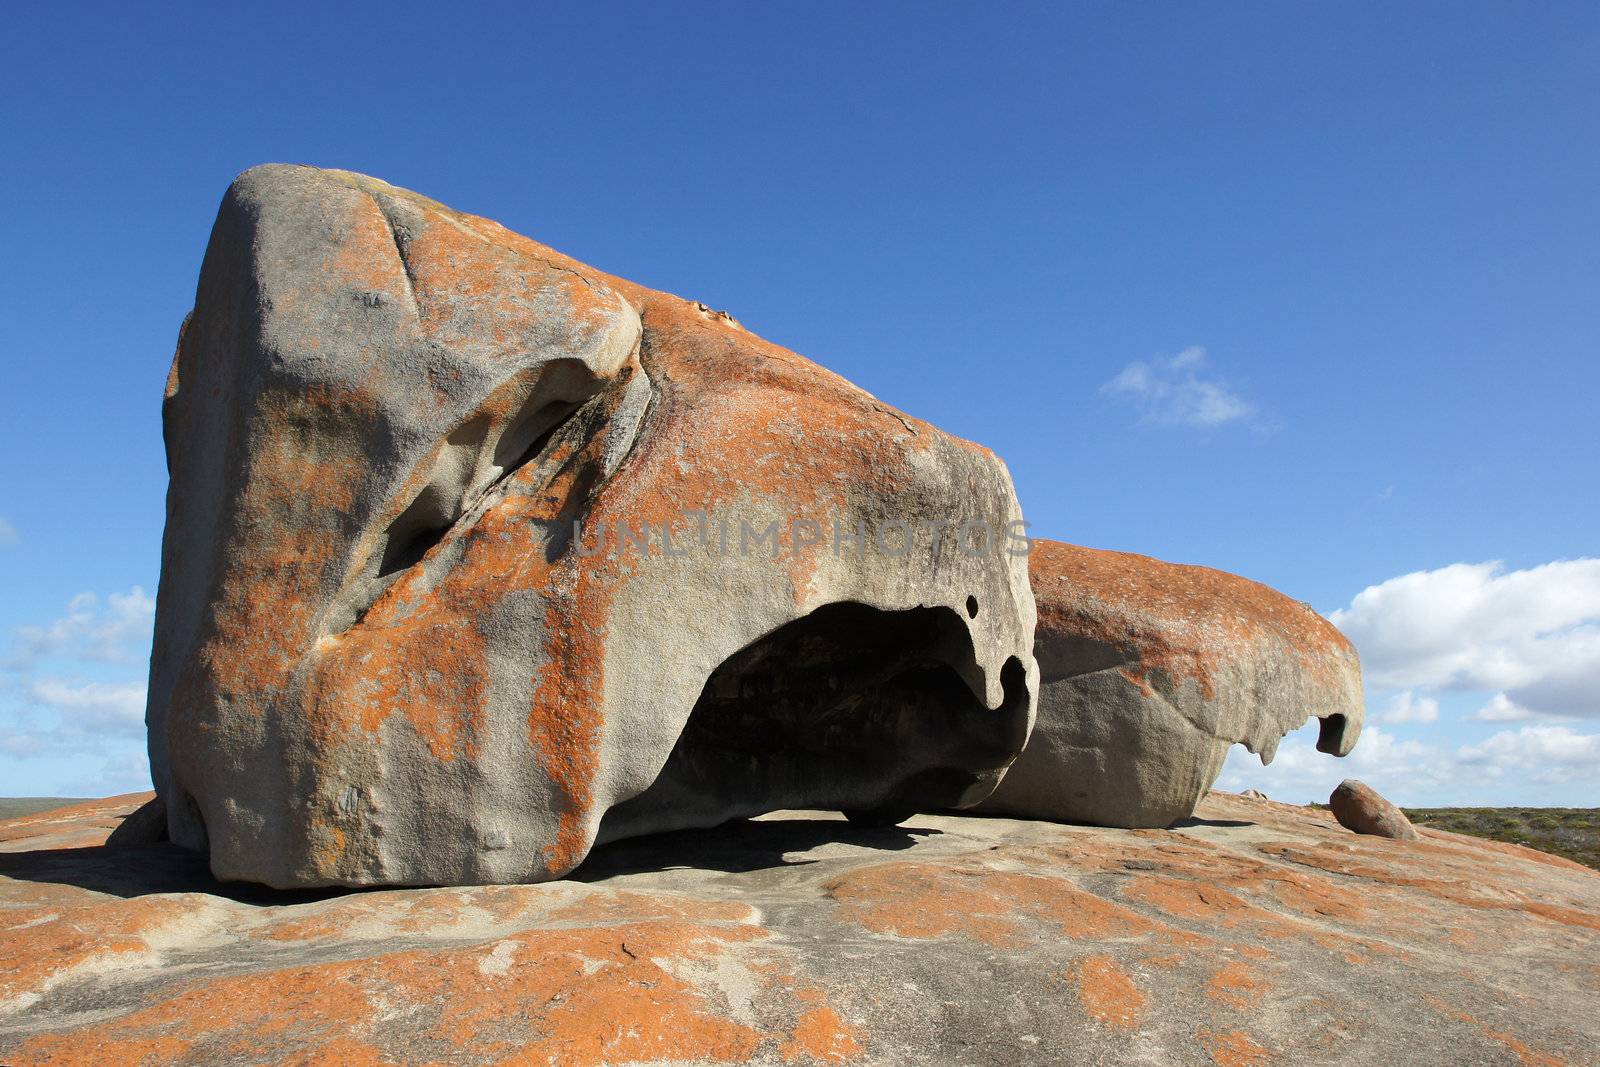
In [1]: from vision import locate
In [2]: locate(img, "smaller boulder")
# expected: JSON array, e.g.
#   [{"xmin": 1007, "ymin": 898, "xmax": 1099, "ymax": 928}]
[
  {"xmin": 1241, "ymin": 789, "xmax": 1270, "ymax": 801},
  {"xmin": 1329, "ymin": 779, "xmax": 1417, "ymax": 840}
]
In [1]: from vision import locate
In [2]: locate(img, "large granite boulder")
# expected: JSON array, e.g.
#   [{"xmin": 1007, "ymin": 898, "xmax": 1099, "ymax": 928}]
[
  {"xmin": 2, "ymin": 793, "xmax": 1595, "ymax": 1064},
  {"xmin": 979, "ymin": 540, "xmax": 1363, "ymax": 827},
  {"xmin": 148, "ymin": 165, "xmax": 1037, "ymax": 889}
]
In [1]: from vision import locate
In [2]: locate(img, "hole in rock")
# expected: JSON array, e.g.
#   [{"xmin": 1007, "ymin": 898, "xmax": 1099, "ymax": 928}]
[
  {"xmin": 1315, "ymin": 712, "xmax": 1350, "ymax": 754},
  {"xmin": 598, "ymin": 602, "xmax": 1032, "ymax": 842},
  {"xmin": 965, "ymin": 595, "xmax": 979, "ymax": 619},
  {"xmin": 493, "ymin": 397, "xmax": 583, "ymax": 476},
  {"xmin": 329, "ymin": 362, "xmax": 619, "ymax": 636},
  {"xmin": 372, "ymin": 415, "xmax": 489, "ymax": 581},
  {"xmin": 376, "ymin": 488, "xmax": 457, "ymax": 579},
  {"xmin": 371, "ymin": 400, "xmax": 584, "ymax": 582}
]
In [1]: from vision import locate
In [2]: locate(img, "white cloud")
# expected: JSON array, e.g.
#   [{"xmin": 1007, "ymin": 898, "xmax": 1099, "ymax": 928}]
[
  {"xmin": 28, "ymin": 679, "xmax": 146, "ymax": 734},
  {"xmin": 1220, "ymin": 720, "xmax": 1600, "ymax": 806},
  {"xmin": 3, "ymin": 587, "xmax": 155, "ymax": 671},
  {"xmin": 0, "ymin": 587, "xmax": 155, "ymax": 793},
  {"xmin": 1329, "ymin": 559, "xmax": 1600, "ymax": 718},
  {"xmin": 1377, "ymin": 689, "xmax": 1439, "ymax": 724},
  {"xmin": 1468, "ymin": 693, "xmax": 1539, "ymax": 723},
  {"xmin": 1458, "ymin": 725, "xmax": 1600, "ymax": 785},
  {"xmin": 1100, "ymin": 346, "xmax": 1257, "ymax": 429},
  {"xmin": 0, "ymin": 728, "xmax": 47, "ymax": 757},
  {"xmin": 0, "ymin": 517, "xmax": 17, "ymax": 547},
  {"xmin": 0, "ymin": 678, "xmax": 148, "ymax": 760}
]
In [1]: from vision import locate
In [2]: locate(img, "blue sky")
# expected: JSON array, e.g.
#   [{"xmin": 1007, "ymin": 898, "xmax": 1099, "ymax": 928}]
[{"xmin": 1, "ymin": 3, "xmax": 1596, "ymax": 804}]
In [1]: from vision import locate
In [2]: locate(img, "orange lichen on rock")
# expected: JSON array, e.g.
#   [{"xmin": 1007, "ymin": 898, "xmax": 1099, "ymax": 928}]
[
  {"xmin": 1197, "ymin": 1027, "xmax": 1273, "ymax": 1067},
  {"xmin": 310, "ymin": 612, "xmax": 491, "ymax": 763},
  {"xmin": 826, "ymin": 860, "xmax": 1171, "ymax": 949},
  {"xmin": 0, "ymin": 894, "xmax": 218, "ymax": 1009},
  {"xmin": 1206, "ymin": 961, "xmax": 1266, "ymax": 1010},
  {"xmin": 1123, "ymin": 875, "xmax": 1256, "ymax": 926},
  {"xmin": 526, "ymin": 572, "xmax": 609, "ymax": 877},
  {"xmin": 1068, "ymin": 954, "xmax": 1148, "ymax": 1030},
  {"xmin": 980, "ymin": 539, "xmax": 1362, "ymax": 829},
  {"xmin": 545, "ymin": 888, "xmax": 757, "ymax": 927},
  {"xmin": 146, "ymin": 164, "xmax": 1038, "ymax": 890},
  {"xmin": 1117, "ymin": 870, "xmax": 1396, "ymax": 965},
  {"xmin": 197, "ymin": 379, "xmax": 379, "ymax": 703},
  {"xmin": 10, "ymin": 920, "xmax": 771, "ymax": 1067},
  {"xmin": 2, "ymin": 797, "xmax": 1598, "ymax": 1065},
  {"xmin": 1027, "ymin": 539, "xmax": 1354, "ymax": 696},
  {"xmin": 1147, "ymin": 840, "xmax": 1370, "ymax": 929},
  {"xmin": 1257, "ymin": 838, "xmax": 1599, "ymax": 930},
  {"xmin": 1259, "ymin": 872, "xmax": 1367, "ymax": 922},
  {"xmin": 429, "ymin": 923, "xmax": 769, "ymax": 1061},
  {"xmin": 1421, "ymin": 995, "xmax": 1566, "ymax": 1067},
  {"xmin": 778, "ymin": 1003, "xmax": 863, "ymax": 1063}
]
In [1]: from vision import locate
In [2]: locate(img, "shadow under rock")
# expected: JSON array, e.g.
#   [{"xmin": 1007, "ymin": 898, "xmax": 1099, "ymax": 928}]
[
  {"xmin": 0, "ymin": 842, "xmax": 357, "ymax": 906},
  {"xmin": 0, "ymin": 817, "xmax": 942, "ymax": 901},
  {"xmin": 949, "ymin": 808, "xmax": 1258, "ymax": 832},
  {"xmin": 572, "ymin": 817, "xmax": 941, "ymax": 881}
]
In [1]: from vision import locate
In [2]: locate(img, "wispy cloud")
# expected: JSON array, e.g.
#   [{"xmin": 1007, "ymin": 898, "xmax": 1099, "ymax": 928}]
[
  {"xmin": 1100, "ymin": 346, "xmax": 1259, "ymax": 429},
  {"xmin": 1220, "ymin": 724, "xmax": 1453, "ymax": 803},
  {"xmin": 1, "ymin": 587, "xmax": 155, "ymax": 793},
  {"xmin": 0, "ymin": 517, "xmax": 17, "ymax": 547},
  {"xmin": 3, "ymin": 587, "xmax": 155, "ymax": 671},
  {"xmin": 0, "ymin": 676, "xmax": 146, "ymax": 759},
  {"xmin": 1376, "ymin": 689, "xmax": 1439, "ymax": 724},
  {"xmin": 62, "ymin": 748, "xmax": 152, "ymax": 797},
  {"xmin": 28, "ymin": 678, "xmax": 147, "ymax": 734},
  {"xmin": 1468, "ymin": 693, "xmax": 1541, "ymax": 723}
]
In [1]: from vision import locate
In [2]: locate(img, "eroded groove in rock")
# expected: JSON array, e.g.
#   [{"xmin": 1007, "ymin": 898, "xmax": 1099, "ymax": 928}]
[
  {"xmin": 371, "ymin": 393, "xmax": 584, "ymax": 578},
  {"xmin": 323, "ymin": 355, "xmax": 642, "ymax": 638}
]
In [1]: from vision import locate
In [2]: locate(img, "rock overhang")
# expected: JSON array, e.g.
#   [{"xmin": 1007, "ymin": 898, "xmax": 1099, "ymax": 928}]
[{"xmin": 980, "ymin": 539, "xmax": 1365, "ymax": 828}]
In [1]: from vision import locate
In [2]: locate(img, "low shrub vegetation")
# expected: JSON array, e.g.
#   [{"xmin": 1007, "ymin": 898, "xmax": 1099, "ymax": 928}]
[{"xmin": 1403, "ymin": 807, "xmax": 1600, "ymax": 870}]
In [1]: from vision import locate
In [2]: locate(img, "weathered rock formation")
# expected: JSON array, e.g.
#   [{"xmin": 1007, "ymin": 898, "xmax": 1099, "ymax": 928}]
[
  {"xmin": 148, "ymin": 165, "xmax": 1036, "ymax": 889},
  {"xmin": 2, "ymin": 793, "xmax": 1596, "ymax": 1065},
  {"xmin": 1330, "ymin": 778, "xmax": 1419, "ymax": 841},
  {"xmin": 979, "ymin": 540, "xmax": 1363, "ymax": 827}
]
